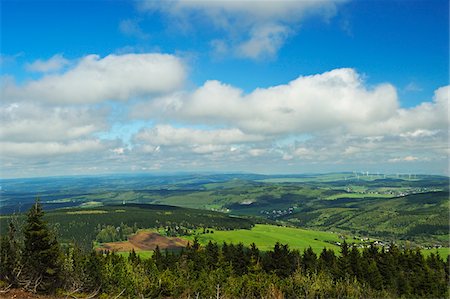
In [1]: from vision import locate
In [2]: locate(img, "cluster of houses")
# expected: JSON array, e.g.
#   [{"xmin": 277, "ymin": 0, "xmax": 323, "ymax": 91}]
[
  {"xmin": 259, "ymin": 207, "xmax": 295, "ymax": 218},
  {"xmin": 349, "ymin": 187, "xmax": 440, "ymax": 197}
]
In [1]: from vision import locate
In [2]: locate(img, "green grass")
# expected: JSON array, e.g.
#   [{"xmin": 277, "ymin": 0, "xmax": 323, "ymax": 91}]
[
  {"xmin": 421, "ymin": 247, "xmax": 450, "ymax": 257},
  {"xmin": 116, "ymin": 250, "xmax": 154, "ymax": 259},
  {"xmin": 184, "ymin": 224, "xmax": 343, "ymax": 253}
]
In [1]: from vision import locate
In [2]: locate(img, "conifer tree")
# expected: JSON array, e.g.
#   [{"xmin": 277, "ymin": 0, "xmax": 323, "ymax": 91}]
[
  {"xmin": 366, "ymin": 260, "xmax": 383, "ymax": 290},
  {"xmin": 302, "ymin": 246, "xmax": 317, "ymax": 274},
  {"xmin": 318, "ymin": 248, "xmax": 337, "ymax": 275},
  {"xmin": 152, "ymin": 245, "xmax": 164, "ymax": 270},
  {"xmin": 205, "ymin": 240, "xmax": 219, "ymax": 269},
  {"xmin": 248, "ymin": 242, "xmax": 260, "ymax": 267},
  {"xmin": 0, "ymin": 222, "xmax": 21, "ymax": 286},
  {"xmin": 22, "ymin": 199, "xmax": 61, "ymax": 292}
]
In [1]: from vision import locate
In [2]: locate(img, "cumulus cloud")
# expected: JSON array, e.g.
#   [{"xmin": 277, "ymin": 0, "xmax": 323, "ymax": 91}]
[
  {"xmin": 134, "ymin": 124, "xmax": 264, "ymax": 154},
  {"xmin": 354, "ymin": 85, "xmax": 449, "ymax": 136},
  {"xmin": 0, "ymin": 99, "xmax": 114, "ymax": 172},
  {"xmin": 140, "ymin": 0, "xmax": 346, "ymax": 59},
  {"xmin": 127, "ymin": 69, "xmax": 448, "ymax": 174},
  {"xmin": 131, "ymin": 68, "xmax": 399, "ymax": 135},
  {"xmin": 3, "ymin": 53, "xmax": 186, "ymax": 104},
  {"xmin": 25, "ymin": 54, "xmax": 70, "ymax": 73},
  {"xmin": 0, "ymin": 102, "xmax": 107, "ymax": 142}
]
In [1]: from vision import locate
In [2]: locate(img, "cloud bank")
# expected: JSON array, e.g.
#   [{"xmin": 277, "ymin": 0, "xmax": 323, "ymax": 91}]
[{"xmin": 1, "ymin": 52, "xmax": 448, "ymax": 177}]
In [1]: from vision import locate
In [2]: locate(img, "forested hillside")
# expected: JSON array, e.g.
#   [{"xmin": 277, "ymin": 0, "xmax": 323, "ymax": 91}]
[{"xmin": 0, "ymin": 204, "xmax": 256, "ymax": 249}]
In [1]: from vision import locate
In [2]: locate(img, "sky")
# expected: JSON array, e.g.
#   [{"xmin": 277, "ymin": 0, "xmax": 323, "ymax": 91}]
[{"xmin": 0, "ymin": 0, "xmax": 449, "ymax": 178}]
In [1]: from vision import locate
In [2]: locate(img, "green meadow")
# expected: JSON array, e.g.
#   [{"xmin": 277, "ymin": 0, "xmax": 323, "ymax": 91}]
[
  {"xmin": 185, "ymin": 224, "xmax": 343, "ymax": 252},
  {"xmin": 421, "ymin": 247, "xmax": 450, "ymax": 257},
  {"xmin": 102, "ymin": 224, "xmax": 450, "ymax": 259}
]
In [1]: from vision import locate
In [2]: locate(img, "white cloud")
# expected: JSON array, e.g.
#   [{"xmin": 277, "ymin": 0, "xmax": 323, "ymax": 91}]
[
  {"xmin": 248, "ymin": 148, "xmax": 267, "ymax": 157},
  {"xmin": 141, "ymin": 0, "xmax": 347, "ymax": 59},
  {"xmin": 236, "ymin": 23, "xmax": 291, "ymax": 59},
  {"xmin": 0, "ymin": 102, "xmax": 107, "ymax": 142},
  {"xmin": 25, "ymin": 54, "xmax": 70, "ymax": 73},
  {"xmin": 354, "ymin": 85, "xmax": 449, "ymax": 136},
  {"xmin": 133, "ymin": 70, "xmax": 449, "ymax": 145},
  {"xmin": 388, "ymin": 156, "xmax": 420, "ymax": 163},
  {"xmin": 3, "ymin": 53, "xmax": 186, "ymax": 104},
  {"xmin": 126, "ymin": 71, "xmax": 448, "ymax": 175},
  {"xmin": 0, "ymin": 140, "xmax": 105, "ymax": 157},
  {"xmin": 134, "ymin": 125, "xmax": 264, "ymax": 154},
  {"xmin": 132, "ymin": 68, "xmax": 399, "ymax": 135}
]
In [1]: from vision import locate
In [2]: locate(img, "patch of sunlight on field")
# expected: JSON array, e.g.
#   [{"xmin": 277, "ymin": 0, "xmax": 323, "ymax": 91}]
[
  {"xmin": 184, "ymin": 224, "xmax": 342, "ymax": 253},
  {"xmin": 421, "ymin": 247, "xmax": 450, "ymax": 257},
  {"xmin": 66, "ymin": 210, "xmax": 108, "ymax": 215},
  {"xmin": 80, "ymin": 201, "xmax": 103, "ymax": 207}
]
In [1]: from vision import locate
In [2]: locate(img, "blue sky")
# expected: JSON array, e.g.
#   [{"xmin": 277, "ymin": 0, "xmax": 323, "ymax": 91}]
[{"xmin": 1, "ymin": 0, "xmax": 449, "ymax": 178}]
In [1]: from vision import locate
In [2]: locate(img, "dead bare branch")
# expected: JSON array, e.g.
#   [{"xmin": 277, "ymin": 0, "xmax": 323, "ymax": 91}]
[
  {"xmin": 84, "ymin": 286, "xmax": 101, "ymax": 299},
  {"xmin": 0, "ymin": 283, "xmax": 12, "ymax": 293},
  {"xmin": 113, "ymin": 288, "xmax": 126, "ymax": 299}
]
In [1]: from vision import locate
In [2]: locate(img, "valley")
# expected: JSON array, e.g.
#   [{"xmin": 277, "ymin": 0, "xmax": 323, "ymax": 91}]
[{"xmin": 1, "ymin": 172, "xmax": 448, "ymax": 252}]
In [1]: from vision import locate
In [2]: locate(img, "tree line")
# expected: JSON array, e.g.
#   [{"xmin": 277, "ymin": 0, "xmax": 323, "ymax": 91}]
[{"xmin": 0, "ymin": 200, "xmax": 448, "ymax": 298}]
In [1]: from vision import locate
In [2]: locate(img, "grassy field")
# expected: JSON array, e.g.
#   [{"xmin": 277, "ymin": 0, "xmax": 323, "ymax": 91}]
[
  {"xmin": 116, "ymin": 250, "xmax": 154, "ymax": 259},
  {"xmin": 103, "ymin": 224, "xmax": 450, "ymax": 259},
  {"xmin": 421, "ymin": 247, "xmax": 450, "ymax": 257},
  {"xmin": 110, "ymin": 224, "xmax": 344, "ymax": 258},
  {"xmin": 184, "ymin": 224, "xmax": 343, "ymax": 252}
]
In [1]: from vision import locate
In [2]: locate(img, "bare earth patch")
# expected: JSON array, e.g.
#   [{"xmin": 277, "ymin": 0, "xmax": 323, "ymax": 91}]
[
  {"xmin": 97, "ymin": 231, "xmax": 188, "ymax": 252},
  {"xmin": 0, "ymin": 289, "xmax": 58, "ymax": 298}
]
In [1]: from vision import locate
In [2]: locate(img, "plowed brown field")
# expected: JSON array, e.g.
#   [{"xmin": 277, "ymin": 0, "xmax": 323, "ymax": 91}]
[{"xmin": 97, "ymin": 231, "xmax": 188, "ymax": 252}]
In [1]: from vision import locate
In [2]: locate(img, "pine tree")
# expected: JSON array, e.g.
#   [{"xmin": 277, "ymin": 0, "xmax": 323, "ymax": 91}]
[
  {"xmin": 263, "ymin": 242, "xmax": 293, "ymax": 277},
  {"xmin": 232, "ymin": 242, "xmax": 249, "ymax": 275},
  {"xmin": 337, "ymin": 241, "xmax": 351, "ymax": 279},
  {"xmin": 205, "ymin": 241, "xmax": 219, "ymax": 269},
  {"xmin": 349, "ymin": 246, "xmax": 362, "ymax": 279},
  {"xmin": 0, "ymin": 222, "xmax": 21, "ymax": 286},
  {"xmin": 248, "ymin": 242, "xmax": 260, "ymax": 267},
  {"xmin": 152, "ymin": 245, "xmax": 164, "ymax": 270},
  {"xmin": 84, "ymin": 250, "xmax": 104, "ymax": 291},
  {"xmin": 302, "ymin": 246, "xmax": 317, "ymax": 274},
  {"xmin": 366, "ymin": 260, "xmax": 383, "ymax": 290},
  {"xmin": 318, "ymin": 248, "xmax": 337, "ymax": 275},
  {"xmin": 22, "ymin": 199, "xmax": 61, "ymax": 293}
]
